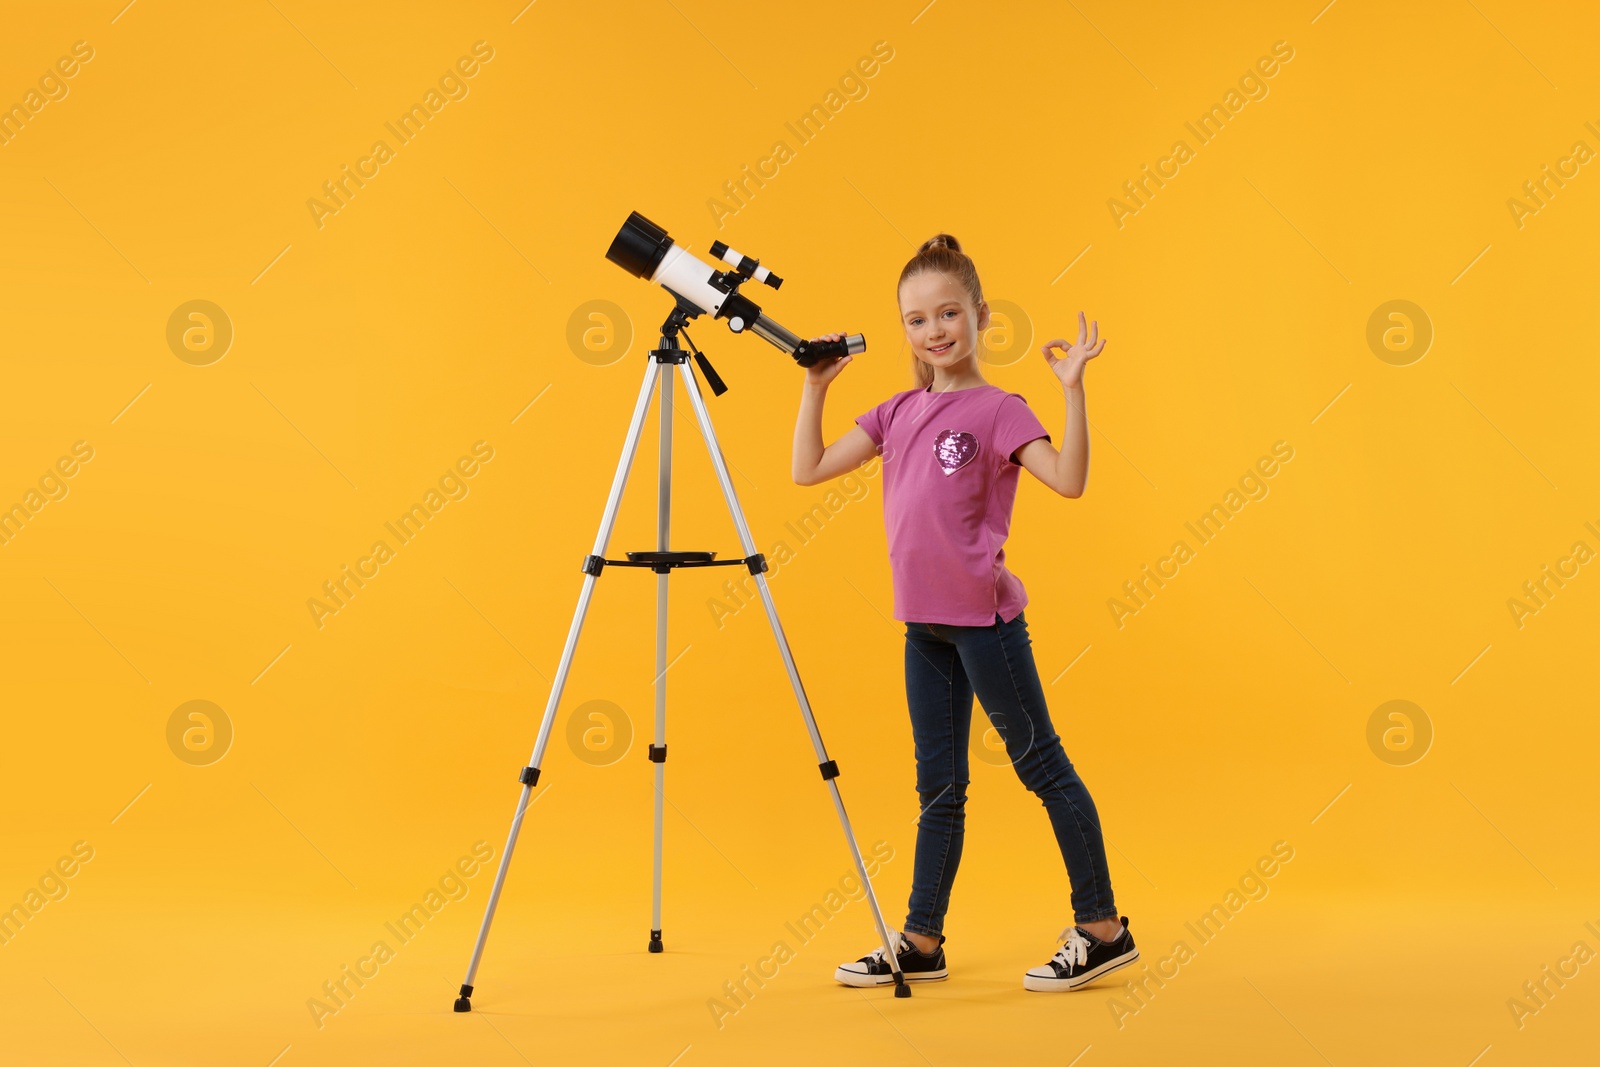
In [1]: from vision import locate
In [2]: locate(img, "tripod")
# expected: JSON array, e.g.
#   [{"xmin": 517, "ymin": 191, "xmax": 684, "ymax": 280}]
[{"xmin": 454, "ymin": 298, "xmax": 911, "ymax": 1011}]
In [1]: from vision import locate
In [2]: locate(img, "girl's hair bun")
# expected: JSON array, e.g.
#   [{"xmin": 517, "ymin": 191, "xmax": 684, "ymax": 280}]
[{"xmin": 918, "ymin": 233, "xmax": 962, "ymax": 255}]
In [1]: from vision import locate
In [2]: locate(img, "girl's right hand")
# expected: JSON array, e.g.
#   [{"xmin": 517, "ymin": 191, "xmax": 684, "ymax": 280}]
[{"xmin": 804, "ymin": 333, "xmax": 853, "ymax": 387}]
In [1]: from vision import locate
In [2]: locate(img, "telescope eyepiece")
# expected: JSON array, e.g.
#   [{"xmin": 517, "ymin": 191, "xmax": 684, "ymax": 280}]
[{"xmin": 791, "ymin": 332, "xmax": 866, "ymax": 367}]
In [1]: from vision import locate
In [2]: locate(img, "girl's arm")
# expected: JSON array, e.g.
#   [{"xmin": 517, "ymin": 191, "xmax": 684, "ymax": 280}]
[
  {"xmin": 793, "ymin": 334, "xmax": 880, "ymax": 486},
  {"xmin": 1017, "ymin": 311, "xmax": 1107, "ymax": 498},
  {"xmin": 1016, "ymin": 383, "xmax": 1090, "ymax": 497}
]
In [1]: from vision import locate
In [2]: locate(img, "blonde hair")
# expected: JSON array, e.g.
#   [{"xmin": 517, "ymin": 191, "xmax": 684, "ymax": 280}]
[{"xmin": 898, "ymin": 233, "xmax": 985, "ymax": 389}]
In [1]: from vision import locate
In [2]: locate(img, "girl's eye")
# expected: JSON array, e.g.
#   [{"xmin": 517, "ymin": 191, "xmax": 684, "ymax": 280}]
[{"xmin": 943, "ymin": 310, "xmax": 957, "ymax": 318}]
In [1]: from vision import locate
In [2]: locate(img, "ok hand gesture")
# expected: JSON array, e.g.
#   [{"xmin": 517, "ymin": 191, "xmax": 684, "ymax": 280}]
[{"xmin": 1041, "ymin": 311, "xmax": 1107, "ymax": 390}]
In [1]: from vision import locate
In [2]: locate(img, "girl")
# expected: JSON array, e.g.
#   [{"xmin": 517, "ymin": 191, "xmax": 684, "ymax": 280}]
[{"xmin": 791, "ymin": 233, "xmax": 1138, "ymax": 993}]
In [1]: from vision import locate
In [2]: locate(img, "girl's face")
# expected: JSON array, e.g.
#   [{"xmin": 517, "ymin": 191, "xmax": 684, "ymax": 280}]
[{"xmin": 898, "ymin": 271, "xmax": 990, "ymax": 374}]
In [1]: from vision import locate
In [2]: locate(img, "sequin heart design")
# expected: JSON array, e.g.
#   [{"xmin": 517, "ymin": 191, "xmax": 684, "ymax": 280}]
[{"xmin": 934, "ymin": 429, "xmax": 978, "ymax": 476}]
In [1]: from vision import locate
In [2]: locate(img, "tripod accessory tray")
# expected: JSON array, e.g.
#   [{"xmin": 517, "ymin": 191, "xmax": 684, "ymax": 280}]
[{"xmin": 581, "ymin": 550, "xmax": 769, "ymax": 576}]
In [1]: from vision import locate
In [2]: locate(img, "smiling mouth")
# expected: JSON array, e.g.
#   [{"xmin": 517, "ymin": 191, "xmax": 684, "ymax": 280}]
[{"xmin": 928, "ymin": 341, "xmax": 954, "ymax": 354}]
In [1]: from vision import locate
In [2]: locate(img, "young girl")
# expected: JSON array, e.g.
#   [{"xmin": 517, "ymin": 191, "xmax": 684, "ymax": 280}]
[{"xmin": 791, "ymin": 233, "xmax": 1138, "ymax": 993}]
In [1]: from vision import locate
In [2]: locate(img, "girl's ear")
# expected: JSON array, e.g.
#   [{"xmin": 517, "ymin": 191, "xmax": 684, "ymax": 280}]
[{"xmin": 976, "ymin": 299, "xmax": 991, "ymax": 332}]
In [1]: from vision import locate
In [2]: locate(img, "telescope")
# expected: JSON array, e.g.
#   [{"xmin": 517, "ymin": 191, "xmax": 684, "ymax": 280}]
[
  {"xmin": 451, "ymin": 211, "xmax": 915, "ymax": 1018},
  {"xmin": 606, "ymin": 211, "xmax": 865, "ymax": 368}
]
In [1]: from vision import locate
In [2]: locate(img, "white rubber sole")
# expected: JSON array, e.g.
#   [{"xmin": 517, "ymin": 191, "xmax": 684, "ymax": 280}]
[
  {"xmin": 833, "ymin": 965, "xmax": 949, "ymax": 987},
  {"xmin": 1022, "ymin": 947, "xmax": 1140, "ymax": 992}
]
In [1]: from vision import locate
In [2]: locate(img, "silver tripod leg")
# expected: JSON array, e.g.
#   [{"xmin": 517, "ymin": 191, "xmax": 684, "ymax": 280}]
[
  {"xmin": 455, "ymin": 356, "xmax": 663, "ymax": 1013},
  {"xmin": 673, "ymin": 357, "xmax": 910, "ymax": 996},
  {"xmin": 649, "ymin": 363, "xmax": 671, "ymax": 952}
]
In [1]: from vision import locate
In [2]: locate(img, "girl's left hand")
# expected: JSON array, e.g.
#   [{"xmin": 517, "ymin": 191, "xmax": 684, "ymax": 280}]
[{"xmin": 1041, "ymin": 311, "xmax": 1107, "ymax": 390}]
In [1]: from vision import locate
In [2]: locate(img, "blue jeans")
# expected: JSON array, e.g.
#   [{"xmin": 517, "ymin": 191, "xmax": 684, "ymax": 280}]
[{"xmin": 902, "ymin": 609, "xmax": 1118, "ymax": 935}]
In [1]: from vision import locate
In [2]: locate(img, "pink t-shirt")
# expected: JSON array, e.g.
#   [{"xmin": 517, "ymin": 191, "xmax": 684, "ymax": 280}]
[{"xmin": 855, "ymin": 383, "xmax": 1052, "ymax": 626}]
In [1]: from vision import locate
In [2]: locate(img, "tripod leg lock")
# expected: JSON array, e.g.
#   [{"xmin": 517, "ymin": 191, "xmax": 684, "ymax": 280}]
[
  {"xmin": 648, "ymin": 744, "xmax": 667, "ymax": 763},
  {"xmin": 519, "ymin": 766, "xmax": 541, "ymax": 786},
  {"xmin": 818, "ymin": 759, "xmax": 840, "ymax": 781},
  {"xmin": 582, "ymin": 553, "xmax": 606, "ymax": 576},
  {"xmin": 745, "ymin": 553, "xmax": 768, "ymax": 575}
]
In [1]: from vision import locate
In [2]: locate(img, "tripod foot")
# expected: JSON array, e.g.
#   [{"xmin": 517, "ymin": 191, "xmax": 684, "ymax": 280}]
[
  {"xmin": 893, "ymin": 973, "xmax": 911, "ymax": 998},
  {"xmin": 453, "ymin": 984, "xmax": 473, "ymax": 1012},
  {"xmin": 648, "ymin": 929, "xmax": 664, "ymax": 953}
]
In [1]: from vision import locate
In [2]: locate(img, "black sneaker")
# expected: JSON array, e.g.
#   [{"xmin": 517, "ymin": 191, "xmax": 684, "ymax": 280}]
[
  {"xmin": 834, "ymin": 931, "xmax": 949, "ymax": 987},
  {"xmin": 1023, "ymin": 916, "xmax": 1139, "ymax": 991}
]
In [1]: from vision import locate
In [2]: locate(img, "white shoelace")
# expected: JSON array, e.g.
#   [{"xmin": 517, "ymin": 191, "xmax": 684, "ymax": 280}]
[
  {"xmin": 1051, "ymin": 926, "xmax": 1091, "ymax": 972},
  {"xmin": 865, "ymin": 933, "xmax": 911, "ymax": 966}
]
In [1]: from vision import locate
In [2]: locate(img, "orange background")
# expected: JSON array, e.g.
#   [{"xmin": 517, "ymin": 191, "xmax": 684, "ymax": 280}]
[{"xmin": 1, "ymin": 1, "xmax": 1596, "ymax": 1064}]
